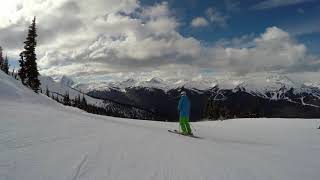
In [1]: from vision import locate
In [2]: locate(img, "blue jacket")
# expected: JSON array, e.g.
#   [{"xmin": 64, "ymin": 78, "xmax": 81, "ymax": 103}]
[{"xmin": 178, "ymin": 95, "xmax": 191, "ymax": 117}]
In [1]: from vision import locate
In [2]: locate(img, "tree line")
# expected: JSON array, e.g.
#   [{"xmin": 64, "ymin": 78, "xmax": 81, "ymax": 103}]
[
  {"xmin": 0, "ymin": 47, "xmax": 9, "ymax": 74},
  {"xmin": 43, "ymin": 87, "xmax": 155, "ymax": 119},
  {"xmin": 1, "ymin": 17, "xmax": 40, "ymax": 93}
]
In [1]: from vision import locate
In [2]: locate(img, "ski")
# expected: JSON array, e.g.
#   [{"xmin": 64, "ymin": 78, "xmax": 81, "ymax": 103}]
[{"xmin": 168, "ymin": 129, "xmax": 201, "ymax": 139}]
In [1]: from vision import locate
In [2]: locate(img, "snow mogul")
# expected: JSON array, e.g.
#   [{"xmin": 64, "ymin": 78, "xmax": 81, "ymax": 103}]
[{"xmin": 178, "ymin": 91, "xmax": 193, "ymax": 135}]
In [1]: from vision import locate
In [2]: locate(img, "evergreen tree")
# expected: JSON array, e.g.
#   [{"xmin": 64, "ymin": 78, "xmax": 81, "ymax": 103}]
[
  {"xmin": 80, "ymin": 95, "xmax": 87, "ymax": 109},
  {"xmin": 73, "ymin": 95, "xmax": 81, "ymax": 107},
  {"xmin": 63, "ymin": 92, "xmax": 71, "ymax": 106},
  {"xmin": 209, "ymin": 103, "xmax": 220, "ymax": 120},
  {"xmin": 22, "ymin": 17, "xmax": 40, "ymax": 92},
  {"xmin": 55, "ymin": 95, "xmax": 60, "ymax": 103},
  {"xmin": 11, "ymin": 67, "xmax": 15, "ymax": 77},
  {"xmin": 3, "ymin": 55, "xmax": 9, "ymax": 74},
  {"xmin": 45, "ymin": 86, "xmax": 50, "ymax": 97},
  {"xmin": 18, "ymin": 52, "xmax": 27, "ymax": 84},
  {"xmin": 205, "ymin": 97, "xmax": 220, "ymax": 120},
  {"xmin": 0, "ymin": 46, "xmax": 4, "ymax": 71},
  {"xmin": 219, "ymin": 106, "xmax": 228, "ymax": 120}
]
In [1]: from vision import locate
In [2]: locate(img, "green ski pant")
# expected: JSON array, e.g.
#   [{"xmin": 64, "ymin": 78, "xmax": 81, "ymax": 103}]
[{"xmin": 179, "ymin": 116, "xmax": 192, "ymax": 134}]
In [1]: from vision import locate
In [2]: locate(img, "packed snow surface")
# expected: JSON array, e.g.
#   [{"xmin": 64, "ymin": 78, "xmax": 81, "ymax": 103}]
[{"xmin": 1, "ymin": 71, "xmax": 320, "ymax": 180}]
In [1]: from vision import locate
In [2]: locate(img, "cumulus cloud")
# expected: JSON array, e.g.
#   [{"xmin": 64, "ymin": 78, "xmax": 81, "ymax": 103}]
[
  {"xmin": 0, "ymin": 0, "xmax": 318, "ymax": 82},
  {"xmin": 215, "ymin": 33, "xmax": 256, "ymax": 48},
  {"xmin": 190, "ymin": 7, "xmax": 228, "ymax": 28},
  {"xmin": 208, "ymin": 27, "xmax": 309, "ymax": 74},
  {"xmin": 25, "ymin": 0, "xmax": 202, "ymax": 78},
  {"xmin": 205, "ymin": 8, "xmax": 228, "ymax": 27},
  {"xmin": 191, "ymin": 17, "xmax": 209, "ymax": 27}
]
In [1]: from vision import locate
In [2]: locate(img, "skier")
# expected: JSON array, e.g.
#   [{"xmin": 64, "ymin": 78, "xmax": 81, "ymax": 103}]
[{"xmin": 178, "ymin": 91, "xmax": 193, "ymax": 135}]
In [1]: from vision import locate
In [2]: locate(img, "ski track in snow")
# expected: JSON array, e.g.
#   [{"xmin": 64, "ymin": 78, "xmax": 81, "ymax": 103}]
[{"xmin": 1, "ymin": 71, "xmax": 320, "ymax": 180}]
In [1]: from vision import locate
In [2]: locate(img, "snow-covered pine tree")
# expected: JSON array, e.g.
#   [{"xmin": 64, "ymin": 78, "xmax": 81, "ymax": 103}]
[
  {"xmin": 63, "ymin": 92, "xmax": 71, "ymax": 106},
  {"xmin": 73, "ymin": 95, "xmax": 81, "ymax": 107},
  {"xmin": 0, "ymin": 46, "xmax": 4, "ymax": 71},
  {"xmin": 81, "ymin": 95, "xmax": 87, "ymax": 109},
  {"xmin": 22, "ymin": 17, "xmax": 40, "ymax": 92},
  {"xmin": 18, "ymin": 52, "xmax": 27, "ymax": 85},
  {"xmin": 3, "ymin": 55, "xmax": 9, "ymax": 74},
  {"xmin": 11, "ymin": 67, "xmax": 15, "ymax": 77},
  {"xmin": 45, "ymin": 86, "xmax": 50, "ymax": 97}
]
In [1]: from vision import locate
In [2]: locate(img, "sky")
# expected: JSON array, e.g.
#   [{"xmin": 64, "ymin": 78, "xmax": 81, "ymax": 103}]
[{"xmin": 0, "ymin": 0, "xmax": 319, "ymax": 83}]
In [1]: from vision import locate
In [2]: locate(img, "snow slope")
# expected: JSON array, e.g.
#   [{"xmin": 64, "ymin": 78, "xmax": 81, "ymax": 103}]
[{"xmin": 1, "ymin": 71, "xmax": 320, "ymax": 180}]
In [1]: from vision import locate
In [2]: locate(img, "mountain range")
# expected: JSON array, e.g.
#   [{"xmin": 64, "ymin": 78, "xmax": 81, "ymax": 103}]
[{"xmin": 38, "ymin": 73, "xmax": 320, "ymax": 121}]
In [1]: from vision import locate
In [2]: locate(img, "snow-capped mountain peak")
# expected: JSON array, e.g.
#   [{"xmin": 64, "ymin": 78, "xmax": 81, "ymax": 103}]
[
  {"xmin": 122, "ymin": 78, "xmax": 136, "ymax": 84},
  {"xmin": 71, "ymin": 73, "xmax": 320, "ymax": 103},
  {"xmin": 59, "ymin": 75, "xmax": 75, "ymax": 87},
  {"xmin": 304, "ymin": 82, "xmax": 320, "ymax": 89},
  {"xmin": 148, "ymin": 77, "xmax": 165, "ymax": 84}
]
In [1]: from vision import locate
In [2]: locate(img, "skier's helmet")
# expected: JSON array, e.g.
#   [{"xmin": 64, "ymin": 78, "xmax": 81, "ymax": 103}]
[{"xmin": 181, "ymin": 91, "xmax": 187, "ymax": 96}]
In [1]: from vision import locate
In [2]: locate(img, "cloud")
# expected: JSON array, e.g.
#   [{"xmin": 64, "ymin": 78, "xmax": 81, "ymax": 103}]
[
  {"xmin": 224, "ymin": 0, "xmax": 240, "ymax": 12},
  {"xmin": 282, "ymin": 18, "xmax": 320, "ymax": 36},
  {"xmin": 0, "ymin": 23, "xmax": 27, "ymax": 50},
  {"xmin": 0, "ymin": 0, "xmax": 319, "ymax": 82},
  {"xmin": 207, "ymin": 26, "xmax": 312, "ymax": 75},
  {"xmin": 297, "ymin": 8, "xmax": 305, "ymax": 14},
  {"xmin": 205, "ymin": 8, "xmax": 228, "ymax": 27},
  {"xmin": 215, "ymin": 33, "xmax": 256, "ymax": 48},
  {"xmin": 252, "ymin": 0, "xmax": 316, "ymax": 10},
  {"xmin": 190, "ymin": 17, "xmax": 208, "ymax": 27},
  {"xmin": 29, "ymin": 1, "xmax": 201, "ymax": 78},
  {"xmin": 142, "ymin": 1, "xmax": 170, "ymax": 19},
  {"xmin": 190, "ymin": 7, "xmax": 228, "ymax": 28}
]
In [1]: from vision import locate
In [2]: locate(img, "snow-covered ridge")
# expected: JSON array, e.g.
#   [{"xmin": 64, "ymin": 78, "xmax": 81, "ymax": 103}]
[
  {"xmin": 38, "ymin": 75, "xmax": 157, "ymax": 119},
  {"xmin": 59, "ymin": 75, "xmax": 75, "ymax": 87},
  {"xmin": 39, "ymin": 75, "xmax": 104, "ymax": 106},
  {"xmin": 42, "ymin": 73, "xmax": 320, "ymax": 110},
  {"xmin": 73, "ymin": 73, "xmax": 320, "ymax": 96},
  {"xmin": 304, "ymin": 82, "xmax": 320, "ymax": 89}
]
